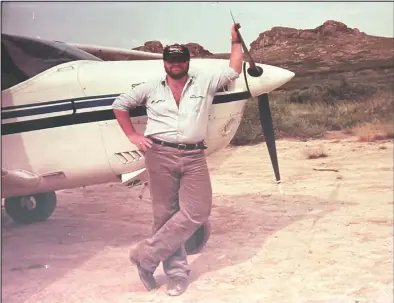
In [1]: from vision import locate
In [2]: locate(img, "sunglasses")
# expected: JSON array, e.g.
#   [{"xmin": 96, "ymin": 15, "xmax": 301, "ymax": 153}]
[{"xmin": 165, "ymin": 56, "xmax": 189, "ymax": 63}]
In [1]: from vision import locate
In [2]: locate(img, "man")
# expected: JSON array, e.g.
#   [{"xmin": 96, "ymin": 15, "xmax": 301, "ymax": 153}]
[{"xmin": 112, "ymin": 23, "xmax": 243, "ymax": 296}]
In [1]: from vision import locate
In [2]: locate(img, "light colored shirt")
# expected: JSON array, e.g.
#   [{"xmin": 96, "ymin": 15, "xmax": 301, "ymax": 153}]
[{"xmin": 112, "ymin": 66, "xmax": 239, "ymax": 143}]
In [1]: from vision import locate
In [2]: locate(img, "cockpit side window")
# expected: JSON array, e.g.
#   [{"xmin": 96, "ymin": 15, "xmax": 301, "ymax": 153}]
[
  {"xmin": 1, "ymin": 41, "xmax": 29, "ymax": 90},
  {"xmin": 1, "ymin": 34, "xmax": 102, "ymax": 90}
]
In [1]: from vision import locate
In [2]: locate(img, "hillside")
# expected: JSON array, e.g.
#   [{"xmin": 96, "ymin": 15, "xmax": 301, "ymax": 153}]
[
  {"xmin": 132, "ymin": 20, "xmax": 393, "ymax": 92},
  {"xmin": 133, "ymin": 20, "xmax": 393, "ymax": 143},
  {"xmin": 210, "ymin": 20, "xmax": 393, "ymax": 91}
]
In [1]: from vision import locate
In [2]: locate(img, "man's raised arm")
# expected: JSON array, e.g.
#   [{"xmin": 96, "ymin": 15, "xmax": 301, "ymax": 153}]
[
  {"xmin": 207, "ymin": 23, "xmax": 243, "ymax": 93},
  {"xmin": 229, "ymin": 23, "xmax": 243, "ymax": 74}
]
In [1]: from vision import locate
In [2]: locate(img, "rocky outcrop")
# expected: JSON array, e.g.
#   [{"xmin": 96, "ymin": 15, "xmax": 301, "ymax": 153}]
[
  {"xmin": 183, "ymin": 43, "xmax": 213, "ymax": 57},
  {"xmin": 247, "ymin": 20, "xmax": 393, "ymax": 84},
  {"xmin": 132, "ymin": 41, "xmax": 163, "ymax": 53},
  {"xmin": 207, "ymin": 20, "xmax": 392, "ymax": 92},
  {"xmin": 131, "ymin": 20, "xmax": 392, "ymax": 91},
  {"xmin": 132, "ymin": 41, "xmax": 212, "ymax": 57},
  {"xmin": 250, "ymin": 20, "xmax": 366, "ymax": 49}
]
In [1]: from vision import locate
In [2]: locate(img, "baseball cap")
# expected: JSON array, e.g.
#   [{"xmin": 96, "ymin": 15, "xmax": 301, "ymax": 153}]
[{"xmin": 163, "ymin": 44, "xmax": 190, "ymax": 62}]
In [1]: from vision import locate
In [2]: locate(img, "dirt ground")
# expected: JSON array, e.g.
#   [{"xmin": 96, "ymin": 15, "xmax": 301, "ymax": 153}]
[{"xmin": 2, "ymin": 136, "xmax": 393, "ymax": 303}]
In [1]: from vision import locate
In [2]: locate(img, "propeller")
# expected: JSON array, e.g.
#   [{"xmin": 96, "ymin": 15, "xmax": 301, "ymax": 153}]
[
  {"xmin": 257, "ymin": 93, "xmax": 282, "ymax": 193},
  {"xmin": 230, "ymin": 11, "xmax": 283, "ymax": 194},
  {"xmin": 230, "ymin": 11, "xmax": 263, "ymax": 77}
]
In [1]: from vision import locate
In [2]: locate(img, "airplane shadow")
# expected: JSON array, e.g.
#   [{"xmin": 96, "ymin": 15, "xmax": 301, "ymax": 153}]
[{"xmin": 1, "ymin": 183, "xmax": 353, "ymax": 302}]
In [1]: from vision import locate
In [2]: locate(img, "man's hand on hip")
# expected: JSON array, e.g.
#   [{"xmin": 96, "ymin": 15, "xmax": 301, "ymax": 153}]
[{"xmin": 128, "ymin": 133, "xmax": 153, "ymax": 152}]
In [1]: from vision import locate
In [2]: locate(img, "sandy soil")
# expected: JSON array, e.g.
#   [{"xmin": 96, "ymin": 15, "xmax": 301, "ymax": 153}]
[{"xmin": 2, "ymin": 137, "xmax": 393, "ymax": 303}]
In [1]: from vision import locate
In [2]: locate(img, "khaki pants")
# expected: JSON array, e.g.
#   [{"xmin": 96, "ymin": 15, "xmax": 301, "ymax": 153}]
[{"xmin": 136, "ymin": 142, "xmax": 212, "ymax": 277}]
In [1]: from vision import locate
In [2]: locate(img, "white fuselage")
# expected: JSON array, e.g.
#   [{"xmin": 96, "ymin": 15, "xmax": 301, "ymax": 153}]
[{"xmin": 1, "ymin": 58, "xmax": 294, "ymax": 197}]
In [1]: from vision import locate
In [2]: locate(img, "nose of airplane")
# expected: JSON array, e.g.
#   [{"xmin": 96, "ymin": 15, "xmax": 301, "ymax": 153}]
[{"xmin": 244, "ymin": 62, "xmax": 295, "ymax": 97}]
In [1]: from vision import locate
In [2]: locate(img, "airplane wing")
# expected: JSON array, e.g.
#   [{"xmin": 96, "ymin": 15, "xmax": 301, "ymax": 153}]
[
  {"xmin": 120, "ymin": 168, "xmax": 147, "ymax": 187},
  {"xmin": 68, "ymin": 43, "xmax": 163, "ymax": 61}
]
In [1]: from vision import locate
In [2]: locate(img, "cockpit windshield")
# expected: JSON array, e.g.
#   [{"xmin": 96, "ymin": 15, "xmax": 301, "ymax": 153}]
[{"xmin": 1, "ymin": 33, "xmax": 102, "ymax": 90}]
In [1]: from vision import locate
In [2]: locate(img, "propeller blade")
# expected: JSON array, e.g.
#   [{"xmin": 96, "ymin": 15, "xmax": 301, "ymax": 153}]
[{"xmin": 257, "ymin": 93, "xmax": 281, "ymax": 185}]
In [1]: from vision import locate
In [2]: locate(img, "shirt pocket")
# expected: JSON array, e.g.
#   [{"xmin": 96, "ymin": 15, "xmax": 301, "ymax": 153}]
[
  {"xmin": 147, "ymin": 99, "xmax": 170, "ymax": 116},
  {"xmin": 189, "ymin": 94, "xmax": 205, "ymax": 112}
]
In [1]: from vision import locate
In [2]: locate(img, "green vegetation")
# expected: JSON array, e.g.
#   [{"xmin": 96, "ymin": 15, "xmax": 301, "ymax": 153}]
[{"xmin": 231, "ymin": 77, "xmax": 393, "ymax": 145}]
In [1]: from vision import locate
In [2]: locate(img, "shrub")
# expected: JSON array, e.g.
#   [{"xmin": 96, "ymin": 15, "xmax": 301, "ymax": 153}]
[
  {"xmin": 288, "ymin": 76, "xmax": 378, "ymax": 105},
  {"xmin": 351, "ymin": 122, "xmax": 393, "ymax": 141},
  {"xmin": 231, "ymin": 90, "xmax": 393, "ymax": 145}
]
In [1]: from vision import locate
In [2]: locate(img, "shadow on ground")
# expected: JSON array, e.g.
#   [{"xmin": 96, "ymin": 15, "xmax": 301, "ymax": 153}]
[
  {"xmin": 188, "ymin": 191, "xmax": 353, "ymax": 283},
  {"xmin": 1, "ymin": 183, "xmax": 353, "ymax": 302}
]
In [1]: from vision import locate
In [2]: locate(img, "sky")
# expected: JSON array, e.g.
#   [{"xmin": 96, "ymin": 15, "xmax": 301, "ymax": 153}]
[{"xmin": 2, "ymin": 1, "xmax": 393, "ymax": 53}]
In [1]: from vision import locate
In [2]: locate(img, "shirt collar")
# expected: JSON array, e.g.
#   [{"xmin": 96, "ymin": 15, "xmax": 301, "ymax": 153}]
[{"xmin": 161, "ymin": 73, "xmax": 195, "ymax": 86}]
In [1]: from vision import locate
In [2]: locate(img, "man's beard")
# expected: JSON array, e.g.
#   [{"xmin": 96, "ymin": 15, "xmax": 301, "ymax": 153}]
[{"xmin": 165, "ymin": 64, "xmax": 189, "ymax": 80}]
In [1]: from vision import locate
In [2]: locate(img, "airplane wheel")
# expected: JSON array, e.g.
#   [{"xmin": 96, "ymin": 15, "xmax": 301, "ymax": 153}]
[
  {"xmin": 185, "ymin": 221, "xmax": 211, "ymax": 255},
  {"xmin": 4, "ymin": 192, "xmax": 57, "ymax": 224}
]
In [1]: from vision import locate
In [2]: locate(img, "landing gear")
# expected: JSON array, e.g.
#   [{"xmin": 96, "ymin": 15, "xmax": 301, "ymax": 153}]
[
  {"xmin": 4, "ymin": 192, "xmax": 57, "ymax": 224},
  {"xmin": 185, "ymin": 221, "xmax": 211, "ymax": 255}
]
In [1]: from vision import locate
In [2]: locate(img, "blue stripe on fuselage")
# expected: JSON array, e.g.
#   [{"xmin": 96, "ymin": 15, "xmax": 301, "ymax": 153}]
[{"xmin": 1, "ymin": 91, "xmax": 251, "ymax": 135}]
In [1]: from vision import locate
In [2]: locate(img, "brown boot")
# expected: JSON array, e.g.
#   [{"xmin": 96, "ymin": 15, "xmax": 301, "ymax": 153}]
[
  {"xmin": 166, "ymin": 276, "xmax": 189, "ymax": 296},
  {"xmin": 129, "ymin": 245, "xmax": 157, "ymax": 291}
]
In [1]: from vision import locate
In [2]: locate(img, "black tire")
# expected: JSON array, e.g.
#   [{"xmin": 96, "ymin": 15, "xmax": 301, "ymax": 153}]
[
  {"xmin": 4, "ymin": 192, "xmax": 57, "ymax": 224},
  {"xmin": 185, "ymin": 221, "xmax": 211, "ymax": 255}
]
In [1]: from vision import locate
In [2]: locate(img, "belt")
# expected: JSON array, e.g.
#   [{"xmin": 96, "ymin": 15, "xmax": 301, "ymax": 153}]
[{"xmin": 150, "ymin": 138, "xmax": 207, "ymax": 150}]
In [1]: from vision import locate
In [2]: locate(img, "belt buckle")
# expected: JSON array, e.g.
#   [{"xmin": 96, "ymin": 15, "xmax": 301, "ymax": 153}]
[{"xmin": 178, "ymin": 143, "xmax": 187, "ymax": 150}]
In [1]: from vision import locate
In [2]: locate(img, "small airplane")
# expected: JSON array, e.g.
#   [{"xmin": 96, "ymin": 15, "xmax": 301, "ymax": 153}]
[{"xmin": 1, "ymin": 32, "xmax": 294, "ymax": 254}]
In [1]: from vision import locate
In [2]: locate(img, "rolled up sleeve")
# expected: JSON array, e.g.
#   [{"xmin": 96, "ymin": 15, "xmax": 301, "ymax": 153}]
[
  {"xmin": 112, "ymin": 83, "xmax": 150, "ymax": 111},
  {"xmin": 209, "ymin": 66, "xmax": 240, "ymax": 93}
]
